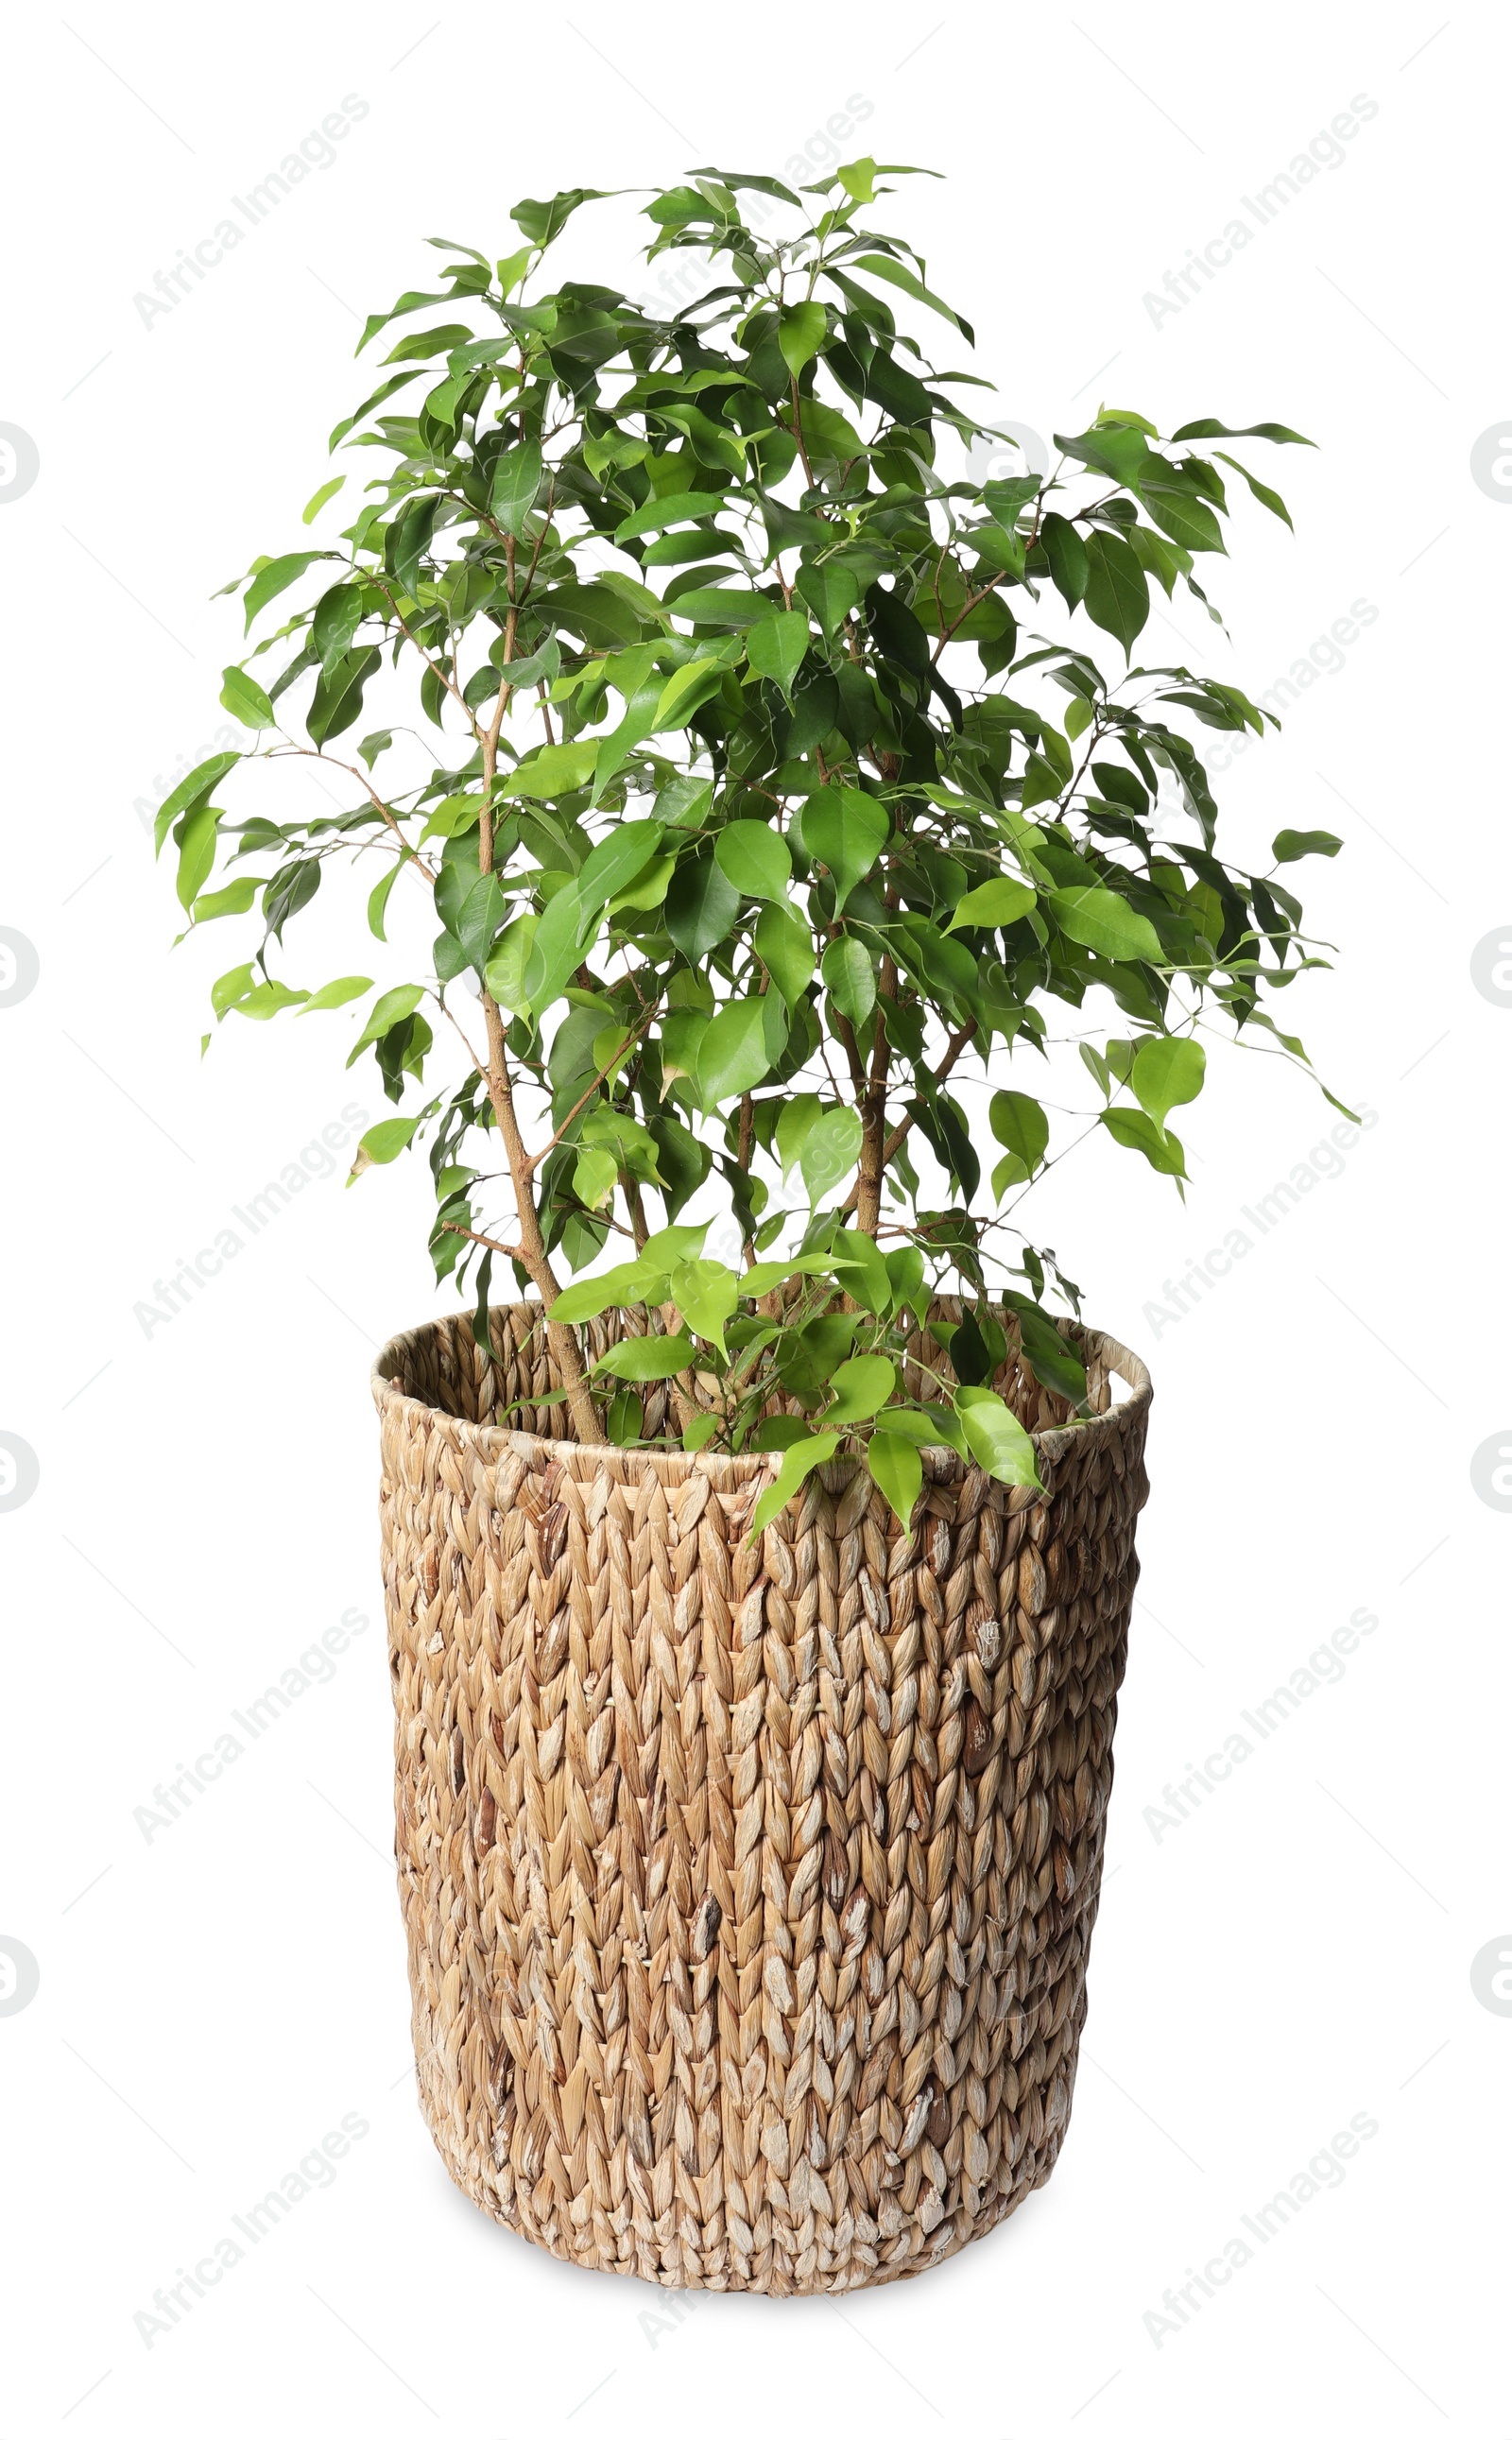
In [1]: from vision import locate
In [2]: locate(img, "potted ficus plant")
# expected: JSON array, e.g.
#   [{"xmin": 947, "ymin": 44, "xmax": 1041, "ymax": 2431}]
[{"xmin": 158, "ymin": 160, "xmax": 1332, "ymax": 2294}]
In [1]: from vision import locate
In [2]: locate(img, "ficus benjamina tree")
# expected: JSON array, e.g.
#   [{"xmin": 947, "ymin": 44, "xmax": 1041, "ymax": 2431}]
[{"xmin": 157, "ymin": 160, "xmax": 1343, "ymax": 1538}]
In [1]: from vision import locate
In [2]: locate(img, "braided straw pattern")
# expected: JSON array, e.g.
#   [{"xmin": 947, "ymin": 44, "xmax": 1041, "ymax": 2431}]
[{"xmin": 371, "ymin": 1299, "xmax": 1151, "ymax": 2294}]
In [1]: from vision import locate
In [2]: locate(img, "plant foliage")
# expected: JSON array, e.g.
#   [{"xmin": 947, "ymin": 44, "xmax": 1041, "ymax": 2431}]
[{"xmin": 159, "ymin": 163, "xmax": 1336, "ymax": 1528}]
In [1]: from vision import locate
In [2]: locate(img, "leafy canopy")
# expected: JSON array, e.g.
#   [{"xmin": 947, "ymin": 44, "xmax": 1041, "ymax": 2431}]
[{"xmin": 159, "ymin": 163, "xmax": 1335, "ymax": 1531}]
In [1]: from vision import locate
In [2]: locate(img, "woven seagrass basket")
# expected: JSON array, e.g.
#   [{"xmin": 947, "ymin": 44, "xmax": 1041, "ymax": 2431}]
[{"xmin": 371, "ymin": 1297, "xmax": 1151, "ymax": 2294}]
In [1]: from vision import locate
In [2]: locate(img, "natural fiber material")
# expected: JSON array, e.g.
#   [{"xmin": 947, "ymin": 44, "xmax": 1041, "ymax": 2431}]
[{"xmin": 371, "ymin": 1300, "xmax": 1151, "ymax": 2294}]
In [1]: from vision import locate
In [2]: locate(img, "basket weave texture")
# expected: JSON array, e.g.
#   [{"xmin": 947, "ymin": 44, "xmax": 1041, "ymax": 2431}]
[{"xmin": 372, "ymin": 1298, "xmax": 1151, "ymax": 2294}]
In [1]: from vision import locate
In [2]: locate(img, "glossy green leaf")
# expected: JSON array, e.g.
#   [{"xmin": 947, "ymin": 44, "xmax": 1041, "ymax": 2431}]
[
  {"xmin": 665, "ymin": 851, "xmax": 740, "ymax": 959},
  {"xmin": 989, "ymin": 1089, "xmax": 1049, "ymax": 1184},
  {"xmin": 1273, "ymin": 829, "xmax": 1341, "ymax": 864},
  {"xmin": 824, "ymin": 1353, "xmax": 896, "ymax": 1427},
  {"xmin": 778, "ymin": 301, "xmax": 827, "ymax": 377},
  {"xmin": 1101, "ymin": 1106, "xmax": 1188, "ymax": 1177},
  {"xmin": 219, "ymin": 665, "xmax": 276, "ymax": 729},
  {"xmin": 1082, "ymin": 530, "xmax": 1149, "ymax": 657},
  {"xmin": 498, "ymin": 738, "xmax": 598, "ymax": 799},
  {"xmin": 947, "ymin": 877, "xmax": 1036, "ymax": 933},
  {"xmin": 866, "ymin": 1431, "xmax": 922, "ymax": 1531},
  {"xmin": 491, "ymin": 439, "xmax": 543, "ymax": 535},
  {"xmin": 749, "ymin": 1432, "xmax": 841, "ymax": 1539},
  {"xmin": 821, "ymin": 935, "xmax": 876, "ymax": 1025},
  {"xmin": 799, "ymin": 786, "xmax": 888, "ymax": 910},
  {"xmin": 297, "ymin": 974, "xmax": 372, "ymax": 1014},
  {"xmin": 714, "ymin": 820, "xmax": 792, "ymax": 902},
  {"xmin": 746, "ymin": 609, "xmax": 811, "ymax": 699},
  {"xmin": 696, "ymin": 997, "xmax": 771, "ymax": 1108},
  {"xmin": 595, "ymin": 1332, "xmax": 697, "ymax": 1381},
  {"xmin": 1131, "ymin": 1036, "xmax": 1205, "ymax": 1130},
  {"xmin": 955, "ymin": 1386, "xmax": 1040, "ymax": 1488},
  {"xmin": 800, "ymin": 1105, "xmax": 862, "ymax": 1203},
  {"xmin": 349, "ymin": 1115, "xmax": 421, "ymax": 1178},
  {"xmin": 244, "ymin": 551, "xmax": 331, "ymax": 633},
  {"xmin": 754, "ymin": 902, "xmax": 816, "ymax": 1006},
  {"xmin": 1049, "ymin": 885, "xmax": 1163, "ymax": 964}
]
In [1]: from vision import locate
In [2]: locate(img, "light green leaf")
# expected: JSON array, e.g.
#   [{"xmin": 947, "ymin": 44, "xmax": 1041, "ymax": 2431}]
[
  {"xmin": 955, "ymin": 1386, "xmax": 1041, "ymax": 1488},
  {"xmin": 669, "ymin": 1257, "xmax": 739, "ymax": 1353},
  {"xmin": 481, "ymin": 914, "xmax": 537, "ymax": 1017},
  {"xmin": 1273, "ymin": 829, "xmax": 1341, "ymax": 864},
  {"xmin": 348, "ymin": 1115, "xmax": 421, "ymax": 1179},
  {"xmin": 778, "ymin": 302, "xmax": 827, "ymax": 378},
  {"xmin": 715, "ymin": 819, "xmax": 792, "ymax": 902},
  {"xmin": 346, "ymin": 981, "xmax": 424, "ymax": 1066},
  {"xmin": 866, "ymin": 1431, "xmax": 922, "ymax": 1531},
  {"xmin": 301, "ymin": 475, "xmax": 345, "ymax": 524},
  {"xmin": 988, "ymin": 1090, "xmax": 1049, "ymax": 1187},
  {"xmin": 947, "ymin": 877, "xmax": 1036, "ymax": 933},
  {"xmin": 821, "ymin": 935, "xmax": 876, "ymax": 1025},
  {"xmin": 824, "ymin": 1354, "xmax": 896, "ymax": 1427},
  {"xmin": 1131, "ymin": 1036, "xmax": 1205, "ymax": 1131},
  {"xmin": 219, "ymin": 665, "xmax": 276, "ymax": 730},
  {"xmin": 776, "ymin": 1092, "xmax": 820, "ymax": 1182},
  {"xmin": 800, "ymin": 1105, "xmax": 863, "ymax": 1203},
  {"xmin": 491, "ymin": 439, "xmax": 542, "ymax": 536},
  {"xmin": 1101, "ymin": 1106, "xmax": 1188, "ymax": 1179},
  {"xmin": 613, "ymin": 489, "xmax": 734, "ymax": 542},
  {"xmin": 153, "ymin": 753, "xmax": 239, "ymax": 857},
  {"xmin": 799, "ymin": 785, "xmax": 888, "ymax": 910},
  {"xmin": 189, "ymin": 877, "xmax": 260, "ymax": 924},
  {"xmin": 754, "ymin": 902, "xmax": 816, "ymax": 1006},
  {"xmin": 577, "ymin": 819, "xmax": 663, "ymax": 914},
  {"xmin": 552, "ymin": 1258, "xmax": 664, "ymax": 1324},
  {"xmin": 522, "ymin": 881, "xmax": 586, "ymax": 1020},
  {"xmin": 851, "ymin": 251, "xmax": 972, "ymax": 341},
  {"xmin": 655, "ymin": 656, "xmax": 730, "ymax": 729},
  {"xmin": 696, "ymin": 997, "xmax": 772, "ymax": 1108},
  {"xmin": 573, "ymin": 1145, "xmax": 619, "ymax": 1210},
  {"xmin": 595, "ymin": 1332, "xmax": 697, "ymax": 1382},
  {"xmin": 750, "ymin": 1431, "xmax": 841, "ymax": 1539},
  {"xmin": 297, "ymin": 974, "xmax": 372, "ymax": 1014},
  {"xmin": 1049, "ymin": 885, "xmax": 1163, "ymax": 964},
  {"xmin": 244, "ymin": 551, "xmax": 331, "ymax": 633},
  {"xmin": 498, "ymin": 738, "xmax": 598, "ymax": 799},
  {"xmin": 747, "ymin": 608, "xmax": 812, "ymax": 700},
  {"xmin": 176, "ymin": 804, "xmax": 218, "ymax": 911}
]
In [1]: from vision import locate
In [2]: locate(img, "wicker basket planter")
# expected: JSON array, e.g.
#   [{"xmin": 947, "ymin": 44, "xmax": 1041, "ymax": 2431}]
[{"xmin": 372, "ymin": 1298, "xmax": 1151, "ymax": 2294}]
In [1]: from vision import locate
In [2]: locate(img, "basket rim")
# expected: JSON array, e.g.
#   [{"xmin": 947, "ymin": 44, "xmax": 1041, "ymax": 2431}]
[{"xmin": 371, "ymin": 1298, "xmax": 1152, "ymax": 1487}]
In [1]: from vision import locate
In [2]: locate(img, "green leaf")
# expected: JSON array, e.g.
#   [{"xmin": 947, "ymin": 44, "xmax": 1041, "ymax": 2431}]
[
  {"xmin": 1169, "ymin": 419, "xmax": 1314, "ymax": 447},
  {"xmin": 750, "ymin": 1432, "xmax": 842, "ymax": 1539},
  {"xmin": 553, "ymin": 1259, "xmax": 663, "ymax": 1324},
  {"xmin": 367, "ymin": 860, "xmax": 404, "ymax": 941},
  {"xmin": 665, "ymin": 850, "xmax": 740, "ymax": 960},
  {"xmin": 349, "ymin": 1115, "xmax": 421, "ymax": 1178},
  {"xmin": 297, "ymin": 974, "xmax": 372, "ymax": 1014},
  {"xmin": 696, "ymin": 997, "xmax": 771, "ymax": 1108},
  {"xmin": 1140, "ymin": 468, "xmax": 1226, "ymax": 555},
  {"xmin": 776, "ymin": 1093, "xmax": 819, "ymax": 1182},
  {"xmin": 779, "ymin": 301, "xmax": 827, "ymax": 376},
  {"xmin": 573, "ymin": 1145, "xmax": 619, "ymax": 1210},
  {"xmin": 1215, "ymin": 453, "xmax": 1294, "ymax": 529},
  {"xmin": 484, "ymin": 914, "xmax": 538, "ymax": 1015},
  {"xmin": 1101, "ymin": 1106, "xmax": 1187, "ymax": 1178},
  {"xmin": 613, "ymin": 489, "xmax": 734, "ymax": 542},
  {"xmin": 511, "ymin": 186, "xmax": 616, "ymax": 245},
  {"xmin": 947, "ymin": 877, "xmax": 1036, "ymax": 933},
  {"xmin": 1049, "ymin": 884, "xmax": 1163, "ymax": 964},
  {"xmin": 190, "ymin": 877, "xmax": 260, "ymax": 924},
  {"xmin": 1040, "ymin": 512, "xmax": 1089, "ymax": 610},
  {"xmin": 1131, "ymin": 1037, "xmax": 1205, "ymax": 1130},
  {"xmin": 669, "ymin": 1256, "xmax": 739, "ymax": 1352},
  {"xmin": 606, "ymin": 1387, "xmax": 644, "ymax": 1446},
  {"xmin": 866, "ymin": 1431, "xmax": 922, "ymax": 1531},
  {"xmin": 824, "ymin": 1354, "xmax": 896, "ymax": 1427},
  {"xmin": 1082, "ymin": 530, "xmax": 1149, "ymax": 657},
  {"xmin": 799, "ymin": 785, "xmax": 888, "ymax": 910},
  {"xmin": 851, "ymin": 251, "xmax": 973, "ymax": 341},
  {"xmin": 1273, "ymin": 829, "xmax": 1341, "ymax": 864},
  {"xmin": 715, "ymin": 819, "xmax": 792, "ymax": 902},
  {"xmin": 176, "ymin": 804, "xmax": 217, "ymax": 911},
  {"xmin": 755, "ymin": 902, "xmax": 816, "ymax": 1007},
  {"xmin": 1054, "ymin": 422, "xmax": 1150, "ymax": 487},
  {"xmin": 308, "ymin": 645, "xmax": 379, "ymax": 747},
  {"xmin": 746, "ymin": 609, "xmax": 811, "ymax": 700},
  {"xmin": 491, "ymin": 439, "xmax": 543, "ymax": 536},
  {"xmin": 497, "ymin": 738, "xmax": 598, "ymax": 799},
  {"xmin": 219, "ymin": 665, "xmax": 276, "ymax": 729},
  {"xmin": 800, "ymin": 1105, "xmax": 862, "ymax": 1203},
  {"xmin": 989, "ymin": 1089, "xmax": 1049, "ymax": 1184},
  {"xmin": 655, "ymin": 656, "xmax": 731, "ymax": 729},
  {"xmin": 577, "ymin": 819, "xmax": 663, "ymax": 913},
  {"xmin": 522, "ymin": 880, "xmax": 585, "ymax": 1018},
  {"xmin": 153, "ymin": 752, "xmax": 239, "ymax": 856},
  {"xmin": 244, "ymin": 551, "xmax": 330, "ymax": 633},
  {"xmin": 955, "ymin": 1386, "xmax": 1040, "ymax": 1488},
  {"xmin": 794, "ymin": 559, "xmax": 860, "ymax": 639},
  {"xmin": 301, "ymin": 475, "xmax": 345, "ymax": 524},
  {"xmin": 595, "ymin": 1332, "xmax": 697, "ymax": 1382},
  {"xmin": 347, "ymin": 981, "xmax": 425, "ymax": 1066},
  {"xmin": 821, "ymin": 935, "xmax": 876, "ymax": 1025}
]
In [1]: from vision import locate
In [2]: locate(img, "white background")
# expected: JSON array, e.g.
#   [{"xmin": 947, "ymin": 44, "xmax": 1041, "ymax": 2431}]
[{"xmin": 2, "ymin": 2, "xmax": 1506, "ymax": 2431}]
